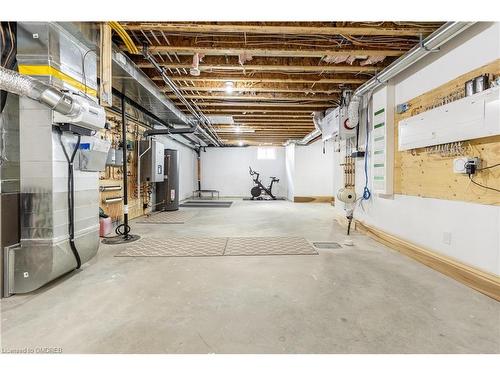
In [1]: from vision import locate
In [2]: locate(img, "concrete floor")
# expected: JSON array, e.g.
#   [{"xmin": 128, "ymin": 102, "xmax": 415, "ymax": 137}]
[{"xmin": 1, "ymin": 200, "xmax": 499, "ymax": 353}]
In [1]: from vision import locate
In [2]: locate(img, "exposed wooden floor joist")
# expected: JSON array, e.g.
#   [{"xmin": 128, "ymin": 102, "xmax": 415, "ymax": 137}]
[
  {"xmin": 115, "ymin": 21, "xmax": 443, "ymax": 145},
  {"xmin": 122, "ymin": 23, "xmax": 438, "ymax": 36},
  {"xmin": 141, "ymin": 45, "xmax": 406, "ymax": 58}
]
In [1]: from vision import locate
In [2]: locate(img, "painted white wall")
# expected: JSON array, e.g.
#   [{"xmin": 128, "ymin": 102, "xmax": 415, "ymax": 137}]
[
  {"xmin": 346, "ymin": 22, "xmax": 500, "ymax": 275},
  {"xmin": 294, "ymin": 140, "xmax": 334, "ymax": 197},
  {"xmin": 157, "ymin": 136, "xmax": 197, "ymax": 200},
  {"xmin": 285, "ymin": 144, "xmax": 295, "ymax": 201},
  {"xmin": 201, "ymin": 146, "xmax": 287, "ymax": 197}
]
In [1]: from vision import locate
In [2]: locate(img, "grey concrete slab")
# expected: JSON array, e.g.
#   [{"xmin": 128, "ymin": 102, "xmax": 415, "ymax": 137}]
[{"xmin": 1, "ymin": 200, "xmax": 499, "ymax": 354}]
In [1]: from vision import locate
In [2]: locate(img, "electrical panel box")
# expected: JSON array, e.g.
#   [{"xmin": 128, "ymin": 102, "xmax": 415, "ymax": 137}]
[
  {"xmin": 139, "ymin": 140, "xmax": 165, "ymax": 182},
  {"xmin": 398, "ymin": 86, "xmax": 500, "ymax": 151}
]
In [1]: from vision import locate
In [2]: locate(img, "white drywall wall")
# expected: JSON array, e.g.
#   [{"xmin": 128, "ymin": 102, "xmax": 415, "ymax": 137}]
[
  {"xmin": 347, "ymin": 22, "xmax": 500, "ymax": 275},
  {"xmin": 200, "ymin": 146, "xmax": 287, "ymax": 197},
  {"xmin": 294, "ymin": 140, "xmax": 334, "ymax": 197},
  {"xmin": 285, "ymin": 144, "xmax": 295, "ymax": 201}
]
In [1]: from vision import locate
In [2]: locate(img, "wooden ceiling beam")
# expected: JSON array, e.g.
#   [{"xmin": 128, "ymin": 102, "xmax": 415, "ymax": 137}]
[
  {"xmin": 216, "ymin": 131, "xmax": 313, "ymax": 133},
  {"xmin": 143, "ymin": 45, "xmax": 404, "ymax": 58},
  {"xmin": 169, "ymin": 94, "xmax": 336, "ymax": 101},
  {"xmin": 232, "ymin": 119, "xmax": 313, "ymax": 124},
  {"xmin": 122, "ymin": 23, "xmax": 435, "ymax": 37},
  {"xmin": 176, "ymin": 102, "xmax": 330, "ymax": 108},
  {"xmin": 137, "ymin": 62, "xmax": 379, "ymax": 73},
  {"xmin": 216, "ymin": 125, "xmax": 313, "ymax": 128},
  {"xmin": 176, "ymin": 86, "xmax": 341, "ymax": 94},
  {"xmin": 232, "ymin": 114, "xmax": 312, "ymax": 118},
  {"xmin": 202, "ymin": 109, "xmax": 317, "ymax": 113},
  {"xmin": 164, "ymin": 76, "xmax": 366, "ymax": 84}
]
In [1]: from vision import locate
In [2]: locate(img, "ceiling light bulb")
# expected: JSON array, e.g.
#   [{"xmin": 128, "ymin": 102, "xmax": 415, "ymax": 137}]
[
  {"xmin": 225, "ymin": 81, "xmax": 234, "ymax": 94},
  {"xmin": 235, "ymin": 126, "xmax": 241, "ymax": 133}
]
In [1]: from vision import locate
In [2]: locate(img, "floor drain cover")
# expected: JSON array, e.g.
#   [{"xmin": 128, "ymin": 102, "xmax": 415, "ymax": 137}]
[{"xmin": 313, "ymin": 242, "xmax": 342, "ymax": 249}]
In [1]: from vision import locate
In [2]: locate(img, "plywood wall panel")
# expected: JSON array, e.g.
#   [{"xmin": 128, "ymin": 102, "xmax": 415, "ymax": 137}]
[{"xmin": 394, "ymin": 59, "xmax": 500, "ymax": 205}]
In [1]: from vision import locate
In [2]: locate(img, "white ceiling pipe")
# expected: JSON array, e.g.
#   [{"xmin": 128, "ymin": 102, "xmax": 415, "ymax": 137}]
[{"xmin": 290, "ymin": 22, "xmax": 475, "ymax": 146}]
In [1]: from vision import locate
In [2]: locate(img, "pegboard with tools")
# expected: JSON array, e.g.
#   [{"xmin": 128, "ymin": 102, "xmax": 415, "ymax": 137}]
[
  {"xmin": 98, "ymin": 110, "xmax": 155, "ymax": 223},
  {"xmin": 394, "ymin": 59, "xmax": 500, "ymax": 205}
]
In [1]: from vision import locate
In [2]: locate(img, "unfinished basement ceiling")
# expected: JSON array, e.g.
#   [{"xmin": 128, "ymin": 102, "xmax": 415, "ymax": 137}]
[{"xmin": 117, "ymin": 21, "xmax": 444, "ymax": 145}]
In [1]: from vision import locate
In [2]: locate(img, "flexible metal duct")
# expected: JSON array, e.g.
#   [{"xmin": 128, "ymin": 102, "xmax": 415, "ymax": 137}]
[
  {"xmin": 0, "ymin": 66, "xmax": 80, "ymax": 116},
  {"xmin": 347, "ymin": 96, "xmax": 361, "ymax": 129},
  {"xmin": 293, "ymin": 22, "xmax": 475, "ymax": 145}
]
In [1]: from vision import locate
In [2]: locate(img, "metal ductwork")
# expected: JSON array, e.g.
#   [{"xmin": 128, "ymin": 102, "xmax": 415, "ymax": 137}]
[
  {"xmin": 141, "ymin": 47, "xmax": 221, "ymax": 147},
  {"xmin": 292, "ymin": 21, "xmax": 475, "ymax": 145},
  {"xmin": 0, "ymin": 66, "xmax": 105, "ymax": 132},
  {"xmin": 3, "ymin": 22, "xmax": 103, "ymax": 295},
  {"xmin": 111, "ymin": 47, "xmax": 211, "ymax": 147},
  {"xmin": 0, "ymin": 65, "xmax": 81, "ymax": 116}
]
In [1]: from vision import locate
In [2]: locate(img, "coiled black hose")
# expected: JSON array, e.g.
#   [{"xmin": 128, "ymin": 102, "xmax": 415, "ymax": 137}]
[{"xmin": 115, "ymin": 222, "xmax": 131, "ymax": 237}]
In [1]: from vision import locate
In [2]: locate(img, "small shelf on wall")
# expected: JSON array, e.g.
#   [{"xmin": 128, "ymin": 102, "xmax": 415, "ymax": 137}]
[
  {"xmin": 371, "ymin": 85, "xmax": 395, "ymax": 196},
  {"xmin": 398, "ymin": 86, "xmax": 500, "ymax": 151}
]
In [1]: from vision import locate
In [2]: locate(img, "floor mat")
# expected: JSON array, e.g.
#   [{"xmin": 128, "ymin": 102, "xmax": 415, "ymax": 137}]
[
  {"xmin": 313, "ymin": 242, "xmax": 342, "ymax": 249},
  {"xmin": 114, "ymin": 237, "xmax": 318, "ymax": 258},
  {"xmin": 136, "ymin": 210, "xmax": 196, "ymax": 224},
  {"xmin": 180, "ymin": 200, "xmax": 233, "ymax": 208},
  {"xmin": 115, "ymin": 237, "xmax": 228, "ymax": 257},
  {"xmin": 224, "ymin": 237, "xmax": 318, "ymax": 256}
]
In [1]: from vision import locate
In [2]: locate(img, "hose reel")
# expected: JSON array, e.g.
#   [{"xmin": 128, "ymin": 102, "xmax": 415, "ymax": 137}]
[{"xmin": 337, "ymin": 187, "xmax": 357, "ymax": 204}]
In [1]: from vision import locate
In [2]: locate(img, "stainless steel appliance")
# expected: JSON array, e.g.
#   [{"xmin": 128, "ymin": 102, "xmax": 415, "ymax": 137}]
[
  {"xmin": 2, "ymin": 22, "xmax": 104, "ymax": 294},
  {"xmin": 155, "ymin": 149, "xmax": 179, "ymax": 211},
  {"xmin": 139, "ymin": 139, "xmax": 164, "ymax": 183}
]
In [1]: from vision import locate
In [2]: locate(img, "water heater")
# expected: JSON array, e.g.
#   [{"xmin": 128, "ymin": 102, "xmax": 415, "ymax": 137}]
[{"xmin": 156, "ymin": 149, "xmax": 179, "ymax": 211}]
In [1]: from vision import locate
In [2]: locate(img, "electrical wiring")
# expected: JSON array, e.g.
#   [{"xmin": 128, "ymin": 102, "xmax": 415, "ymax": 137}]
[
  {"xmin": 58, "ymin": 131, "xmax": 82, "ymax": 269},
  {"xmin": 81, "ymin": 48, "xmax": 96, "ymax": 99},
  {"xmin": 109, "ymin": 21, "xmax": 139, "ymax": 54},
  {"xmin": 362, "ymin": 94, "xmax": 372, "ymax": 201},
  {"xmin": 468, "ymin": 174, "xmax": 500, "ymax": 193},
  {"xmin": 478, "ymin": 162, "xmax": 500, "ymax": 171}
]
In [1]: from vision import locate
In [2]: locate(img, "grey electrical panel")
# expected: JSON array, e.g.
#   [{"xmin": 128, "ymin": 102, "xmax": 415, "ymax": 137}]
[{"xmin": 139, "ymin": 140, "xmax": 165, "ymax": 182}]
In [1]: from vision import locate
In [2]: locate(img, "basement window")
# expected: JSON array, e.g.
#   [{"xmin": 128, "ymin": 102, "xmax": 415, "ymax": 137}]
[{"xmin": 257, "ymin": 147, "xmax": 276, "ymax": 160}]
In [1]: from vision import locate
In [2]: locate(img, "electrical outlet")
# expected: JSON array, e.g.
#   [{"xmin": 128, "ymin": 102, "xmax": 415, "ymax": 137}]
[
  {"xmin": 453, "ymin": 157, "xmax": 481, "ymax": 174},
  {"xmin": 443, "ymin": 232, "xmax": 452, "ymax": 245}
]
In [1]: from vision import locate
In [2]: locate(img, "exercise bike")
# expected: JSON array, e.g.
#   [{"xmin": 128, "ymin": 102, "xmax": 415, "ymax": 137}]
[{"xmin": 249, "ymin": 166, "xmax": 279, "ymax": 200}]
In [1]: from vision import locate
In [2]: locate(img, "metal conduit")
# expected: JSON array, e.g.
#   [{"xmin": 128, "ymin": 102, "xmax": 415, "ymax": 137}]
[{"xmin": 142, "ymin": 47, "xmax": 221, "ymax": 146}]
